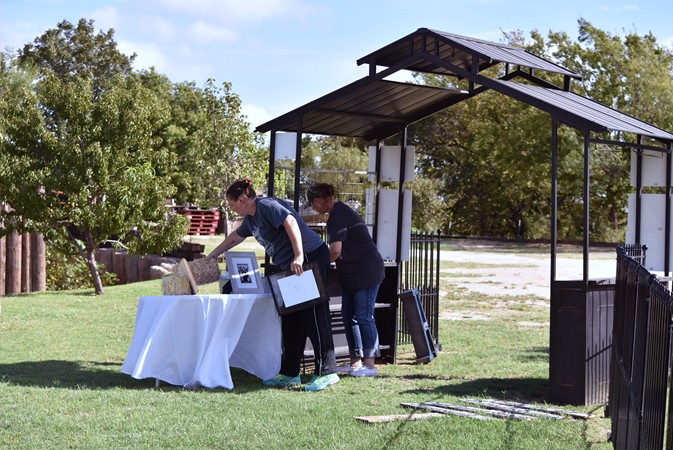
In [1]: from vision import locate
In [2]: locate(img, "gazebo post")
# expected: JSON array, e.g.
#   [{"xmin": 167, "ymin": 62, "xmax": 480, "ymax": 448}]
[{"xmin": 550, "ymin": 117, "xmax": 558, "ymax": 285}]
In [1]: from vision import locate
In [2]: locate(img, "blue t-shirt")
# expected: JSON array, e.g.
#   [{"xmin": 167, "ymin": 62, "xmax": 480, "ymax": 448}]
[
  {"xmin": 327, "ymin": 201, "xmax": 384, "ymax": 293},
  {"xmin": 235, "ymin": 197, "xmax": 324, "ymax": 270}
]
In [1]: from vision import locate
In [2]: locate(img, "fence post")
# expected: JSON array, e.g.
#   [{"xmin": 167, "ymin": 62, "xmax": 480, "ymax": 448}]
[
  {"xmin": 30, "ymin": 233, "xmax": 46, "ymax": 292},
  {"xmin": 5, "ymin": 230, "xmax": 21, "ymax": 295},
  {"xmin": 0, "ymin": 235, "xmax": 5, "ymax": 296},
  {"xmin": 21, "ymin": 232, "xmax": 31, "ymax": 293}
]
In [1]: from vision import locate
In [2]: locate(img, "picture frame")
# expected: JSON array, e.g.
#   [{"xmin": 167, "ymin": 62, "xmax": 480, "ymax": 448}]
[
  {"xmin": 224, "ymin": 251, "xmax": 266, "ymax": 294},
  {"xmin": 267, "ymin": 261, "xmax": 329, "ymax": 315}
]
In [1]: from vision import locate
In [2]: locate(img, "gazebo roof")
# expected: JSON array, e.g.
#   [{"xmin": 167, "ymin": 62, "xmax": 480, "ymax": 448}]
[{"xmin": 257, "ymin": 27, "xmax": 673, "ymax": 146}]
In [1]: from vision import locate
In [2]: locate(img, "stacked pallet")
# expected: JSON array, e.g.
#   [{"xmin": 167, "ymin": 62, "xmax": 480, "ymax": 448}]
[{"xmin": 175, "ymin": 207, "xmax": 220, "ymax": 236}]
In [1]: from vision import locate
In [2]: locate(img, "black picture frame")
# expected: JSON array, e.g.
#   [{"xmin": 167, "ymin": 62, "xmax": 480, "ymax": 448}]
[{"xmin": 267, "ymin": 261, "xmax": 329, "ymax": 315}]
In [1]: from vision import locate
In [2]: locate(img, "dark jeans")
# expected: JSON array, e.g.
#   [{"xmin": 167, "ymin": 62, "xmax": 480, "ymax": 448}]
[{"xmin": 279, "ymin": 244, "xmax": 337, "ymax": 377}]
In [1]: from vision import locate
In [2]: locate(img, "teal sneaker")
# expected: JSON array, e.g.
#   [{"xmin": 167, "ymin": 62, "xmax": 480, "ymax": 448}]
[
  {"xmin": 304, "ymin": 373, "xmax": 339, "ymax": 392},
  {"xmin": 262, "ymin": 374, "xmax": 301, "ymax": 387}
]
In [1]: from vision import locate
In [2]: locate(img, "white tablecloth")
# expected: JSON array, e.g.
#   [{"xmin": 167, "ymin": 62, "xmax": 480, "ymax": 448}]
[{"xmin": 121, "ymin": 294, "xmax": 281, "ymax": 389}]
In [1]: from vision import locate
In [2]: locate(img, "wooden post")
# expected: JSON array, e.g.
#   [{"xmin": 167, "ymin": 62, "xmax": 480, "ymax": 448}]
[
  {"xmin": 0, "ymin": 235, "xmax": 5, "ymax": 296},
  {"xmin": 139, "ymin": 255, "xmax": 153, "ymax": 282},
  {"xmin": 30, "ymin": 233, "xmax": 46, "ymax": 292},
  {"xmin": 21, "ymin": 233, "xmax": 31, "ymax": 293},
  {"xmin": 112, "ymin": 250, "xmax": 127, "ymax": 285},
  {"xmin": 125, "ymin": 253, "xmax": 139, "ymax": 284},
  {"xmin": 5, "ymin": 230, "xmax": 21, "ymax": 295},
  {"xmin": 95, "ymin": 248, "xmax": 114, "ymax": 274}
]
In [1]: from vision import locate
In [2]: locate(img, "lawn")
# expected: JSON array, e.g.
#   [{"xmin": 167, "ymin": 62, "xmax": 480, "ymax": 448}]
[{"xmin": 0, "ymin": 240, "xmax": 612, "ymax": 449}]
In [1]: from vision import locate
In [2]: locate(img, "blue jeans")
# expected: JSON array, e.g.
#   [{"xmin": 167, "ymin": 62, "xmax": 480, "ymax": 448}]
[{"xmin": 341, "ymin": 285, "xmax": 380, "ymax": 359}]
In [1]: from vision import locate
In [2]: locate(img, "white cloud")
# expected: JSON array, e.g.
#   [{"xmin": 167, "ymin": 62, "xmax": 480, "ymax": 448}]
[
  {"xmin": 118, "ymin": 39, "xmax": 170, "ymax": 72},
  {"xmin": 188, "ymin": 21, "xmax": 238, "ymax": 44},
  {"xmin": 243, "ymin": 103, "xmax": 273, "ymax": 130},
  {"xmin": 89, "ymin": 6, "xmax": 121, "ymax": 34}
]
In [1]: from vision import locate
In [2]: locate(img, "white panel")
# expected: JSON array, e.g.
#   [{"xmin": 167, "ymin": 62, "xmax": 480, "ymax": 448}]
[
  {"xmin": 275, "ymin": 132, "xmax": 297, "ymax": 160},
  {"xmin": 375, "ymin": 189, "xmax": 411, "ymax": 260},
  {"xmin": 641, "ymin": 231, "xmax": 665, "ymax": 271},
  {"xmin": 625, "ymin": 193, "xmax": 636, "ymax": 244},
  {"xmin": 626, "ymin": 193, "xmax": 668, "ymax": 271},
  {"xmin": 368, "ymin": 145, "xmax": 415, "ymax": 182},
  {"xmin": 642, "ymin": 194, "xmax": 666, "ymax": 234},
  {"xmin": 630, "ymin": 149, "xmax": 669, "ymax": 187}
]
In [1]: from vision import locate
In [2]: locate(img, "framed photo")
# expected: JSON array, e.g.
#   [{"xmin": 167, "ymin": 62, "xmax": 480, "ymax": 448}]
[
  {"xmin": 267, "ymin": 261, "xmax": 329, "ymax": 315},
  {"xmin": 224, "ymin": 251, "xmax": 266, "ymax": 294}
]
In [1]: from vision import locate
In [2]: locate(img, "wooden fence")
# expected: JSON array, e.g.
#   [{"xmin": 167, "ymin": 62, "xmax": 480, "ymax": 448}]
[{"xmin": 0, "ymin": 231, "xmax": 46, "ymax": 296}]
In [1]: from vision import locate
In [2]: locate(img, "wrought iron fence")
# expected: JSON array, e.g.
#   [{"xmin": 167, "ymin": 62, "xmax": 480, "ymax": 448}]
[
  {"xmin": 609, "ymin": 245, "xmax": 673, "ymax": 450},
  {"xmin": 398, "ymin": 230, "xmax": 441, "ymax": 346}
]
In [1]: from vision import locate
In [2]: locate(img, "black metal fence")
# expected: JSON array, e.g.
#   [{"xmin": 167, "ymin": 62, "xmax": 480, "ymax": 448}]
[
  {"xmin": 398, "ymin": 230, "xmax": 441, "ymax": 346},
  {"xmin": 609, "ymin": 246, "xmax": 673, "ymax": 449}
]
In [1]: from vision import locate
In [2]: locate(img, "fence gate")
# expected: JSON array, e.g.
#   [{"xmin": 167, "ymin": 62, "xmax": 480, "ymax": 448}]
[
  {"xmin": 398, "ymin": 230, "xmax": 441, "ymax": 349},
  {"xmin": 609, "ymin": 246, "xmax": 673, "ymax": 450}
]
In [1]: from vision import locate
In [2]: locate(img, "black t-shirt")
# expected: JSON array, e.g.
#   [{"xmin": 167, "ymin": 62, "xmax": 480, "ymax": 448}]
[{"xmin": 327, "ymin": 201, "xmax": 384, "ymax": 293}]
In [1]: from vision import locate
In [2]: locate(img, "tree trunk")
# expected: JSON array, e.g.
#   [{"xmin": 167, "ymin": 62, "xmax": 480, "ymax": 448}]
[
  {"xmin": 82, "ymin": 230, "xmax": 104, "ymax": 295},
  {"xmin": 85, "ymin": 247, "xmax": 104, "ymax": 295}
]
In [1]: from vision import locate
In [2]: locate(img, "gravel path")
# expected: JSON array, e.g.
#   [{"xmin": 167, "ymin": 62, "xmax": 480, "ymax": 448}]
[{"xmin": 441, "ymin": 244, "xmax": 617, "ymax": 299}]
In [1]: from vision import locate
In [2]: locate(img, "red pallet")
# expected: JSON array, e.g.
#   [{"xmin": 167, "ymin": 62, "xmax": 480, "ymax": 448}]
[{"xmin": 176, "ymin": 208, "xmax": 220, "ymax": 236}]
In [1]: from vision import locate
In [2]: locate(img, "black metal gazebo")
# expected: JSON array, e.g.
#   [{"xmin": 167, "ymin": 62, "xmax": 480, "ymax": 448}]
[{"xmin": 255, "ymin": 28, "xmax": 673, "ymax": 392}]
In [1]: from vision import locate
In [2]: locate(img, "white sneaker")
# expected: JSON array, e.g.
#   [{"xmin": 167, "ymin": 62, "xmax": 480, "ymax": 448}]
[
  {"xmin": 349, "ymin": 366, "xmax": 378, "ymax": 377},
  {"xmin": 337, "ymin": 363, "xmax": 361, "ymax": 373}
]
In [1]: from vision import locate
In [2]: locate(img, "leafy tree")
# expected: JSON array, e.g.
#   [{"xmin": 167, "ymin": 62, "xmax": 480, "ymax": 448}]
[
  {"xmin": 0, "ymin": 19, "xmax": 188, "ymax": 295},
  {"xmin": 545, "ymin": 20, "xmax": 673, "ymax": 240},
  {"xmin": 142, "ymin": 73, "xmax": 267, "ymax": 232},
  {"xmin": 409, "ymin": 21, "xmax": 673, "ymax": 241}
]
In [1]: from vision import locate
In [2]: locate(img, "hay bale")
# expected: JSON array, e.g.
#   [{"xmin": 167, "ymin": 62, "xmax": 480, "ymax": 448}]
[
  {"xmin": 188, "ymin": 257, "xmax": 221, "ymax": 285},
  {"xmin": 161, "ymin": 274, "xmax": 192, "ymax": 295}
]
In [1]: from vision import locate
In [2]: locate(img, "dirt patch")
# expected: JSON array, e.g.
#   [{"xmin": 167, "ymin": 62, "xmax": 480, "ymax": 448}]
[{"xmin": 441, "ymin": 243, "xmax": 617, "ymax": 299}]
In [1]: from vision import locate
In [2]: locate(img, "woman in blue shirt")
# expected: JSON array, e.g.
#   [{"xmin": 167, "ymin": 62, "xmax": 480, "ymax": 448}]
[{"xmin": 208, "ymin": 178, "xmax": 338, "ymax": 391}]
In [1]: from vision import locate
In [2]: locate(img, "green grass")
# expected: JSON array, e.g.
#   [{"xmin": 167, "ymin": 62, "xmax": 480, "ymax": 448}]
[{"xmin": 0, "ymin": 243, "xmax": 612, "ymax": 449}]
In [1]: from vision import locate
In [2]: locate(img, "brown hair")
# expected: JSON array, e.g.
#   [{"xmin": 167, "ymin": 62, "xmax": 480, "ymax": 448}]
[
  {"xmin": 306, "ymin": 182, "xmax": 335, "ymax": 204},
  {"xmin": 226, "ymin": 178, "xmax": 257, "ymax": 201}
]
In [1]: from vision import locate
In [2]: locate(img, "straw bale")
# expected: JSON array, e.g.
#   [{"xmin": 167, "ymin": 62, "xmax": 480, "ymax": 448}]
[
  {"xmin": 161, "ymin": 274, "xmax": 192, "ymax": 295},
  {"xmin": 188, "ymin": 257, "xmax": 221, "ymax": 285}
]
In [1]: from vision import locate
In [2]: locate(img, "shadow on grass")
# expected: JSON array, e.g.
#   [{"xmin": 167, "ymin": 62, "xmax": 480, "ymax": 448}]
[
  {"xmin": 398, "ymin": 375, "xmax": 549, "ymax": 404},
  {"xmin": 0, "ymin": 360, "xmax": 267, "ymax": 393},
  {"xmin": 378, "ymin": 375, "xmax": 555, "ymax": 450}
]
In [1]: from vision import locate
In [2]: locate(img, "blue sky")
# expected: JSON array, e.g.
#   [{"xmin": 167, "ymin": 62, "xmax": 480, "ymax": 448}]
[{"xmin": 1, "ymin": 0, "xmax": 671, "ymax": 131}]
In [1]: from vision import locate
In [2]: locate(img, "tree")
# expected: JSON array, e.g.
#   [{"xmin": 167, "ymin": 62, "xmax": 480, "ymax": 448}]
[
  {"xmin": 0, "ymin": 20, "xmax": 188, "ymax": 295},
  {"xmin": 409, "ymin": 21, "xmax": 673, "ymax": 241},
  {"xmin": 143, "ymin": 73, "xmax": 267, "ymax": 232}
]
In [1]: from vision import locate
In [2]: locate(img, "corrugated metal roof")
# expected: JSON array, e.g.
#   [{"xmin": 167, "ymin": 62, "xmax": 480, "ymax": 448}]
[
  {"xmin": 257, "ymin": 28, "xmax": 673, "ymax": 146},
  {"xmin": 256, "ymin": 77, "xmax": 467, "ymax": 140},
  {"xmin": 356, "ymin": 28, "xmax": 581, "ymax": 80},
  {"xmin": 489, "ymin": 80, "xmax": 673, "ymax": 141}
]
